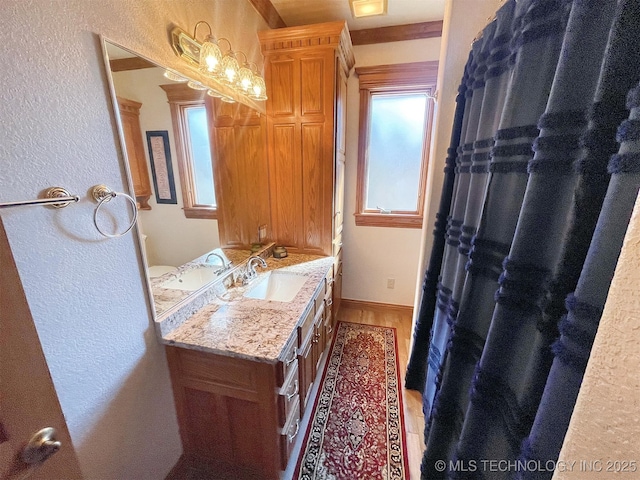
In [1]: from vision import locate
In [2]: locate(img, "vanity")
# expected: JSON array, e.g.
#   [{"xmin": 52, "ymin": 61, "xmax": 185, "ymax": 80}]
[{"xmin": 154, "ymin": 248, "xmax": 336, "ymax": 479}]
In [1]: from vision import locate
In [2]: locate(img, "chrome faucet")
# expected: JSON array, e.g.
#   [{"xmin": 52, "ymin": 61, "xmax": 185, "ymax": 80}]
[
  {"xmin": 244, "ymin": 255, "xmax": 267, "ymax": 283},
  {"xmin": 205, "ymin": 252, "xmax": 231, "ymax": 274}
]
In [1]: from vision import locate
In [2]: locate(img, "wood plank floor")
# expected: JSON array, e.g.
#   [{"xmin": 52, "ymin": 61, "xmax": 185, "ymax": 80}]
[{"xmin": 338, "ymin": 303, "xmax": 425, "ymax": 480}]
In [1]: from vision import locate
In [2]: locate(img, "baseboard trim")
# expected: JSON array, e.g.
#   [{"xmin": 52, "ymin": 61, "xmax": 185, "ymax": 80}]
[{"xmin": 341, "ymin": 299, "xmax": 414, "ymax": 316}]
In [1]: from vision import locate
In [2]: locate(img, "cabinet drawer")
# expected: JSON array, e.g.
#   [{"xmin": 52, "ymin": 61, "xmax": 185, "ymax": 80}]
[
  {"xmin": 279, "ymin": 395, "xmax": 301, "ymax": 470},
  {"xmin": 276, "ymin": 336, "xmax": 298, "ymax": 387},
  {"xmin": 277, "ymin": 362, "xmax": 299, "ymax": 428},
  {"xmin": 298, "ymin": 304, "xmax": 315, "ymax": 348}
]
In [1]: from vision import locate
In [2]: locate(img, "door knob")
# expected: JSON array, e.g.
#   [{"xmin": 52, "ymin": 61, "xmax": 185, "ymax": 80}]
[{"xmin": 21, "ymin": 427, "xmax": 61, "ymax": 465}]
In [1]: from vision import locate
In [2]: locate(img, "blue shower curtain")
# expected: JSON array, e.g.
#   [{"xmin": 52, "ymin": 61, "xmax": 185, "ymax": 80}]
[{"xmin": 404, "ymin": 0, "xmax": 640, "ymax": 478}]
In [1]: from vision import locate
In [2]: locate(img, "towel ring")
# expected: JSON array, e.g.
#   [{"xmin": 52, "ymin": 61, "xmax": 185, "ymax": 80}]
[{"xmin": 90, "ymin": 184, "xmax": 138, "ymax": 238}]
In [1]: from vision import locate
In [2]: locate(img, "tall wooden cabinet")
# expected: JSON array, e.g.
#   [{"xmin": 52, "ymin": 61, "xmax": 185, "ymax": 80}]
[
  {"xmin": 117, "ymin": 97, "xmax": 153, "ymax": 209},
  {"xmin": 259, "ymin": 22, "xmax": 353, "ymax": 256},
  {"xmin": 259, "ymin": 21, "xmax": 353, "ymax": 314}
]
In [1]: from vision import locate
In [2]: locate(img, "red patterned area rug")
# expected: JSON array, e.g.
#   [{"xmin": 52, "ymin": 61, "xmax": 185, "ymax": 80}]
[{"xmin": 294, "ymin": 321, "xmax": 409, "ymax": 480}]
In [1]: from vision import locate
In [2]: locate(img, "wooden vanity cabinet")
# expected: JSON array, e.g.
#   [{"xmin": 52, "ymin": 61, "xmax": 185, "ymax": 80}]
[
  {"xmin": 166, "ymin": 270, "xmax": 337, "ymax": 478},
  {"xmin": 117, "ymin": 97, "xmax": 152, "ymax": 209},
  {"xmin": 165, "ymin": 347, "xmax": 282, "ymax": 478}
]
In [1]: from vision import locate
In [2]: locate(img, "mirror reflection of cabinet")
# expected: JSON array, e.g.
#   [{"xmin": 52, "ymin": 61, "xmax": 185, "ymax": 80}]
[
  {"xmin": 208, "ymin": 98, "xmax": 271, "ymax": 248},
  {"xmin": 117, "ymin": 97, "xmax": 152, "ymax": 209}
]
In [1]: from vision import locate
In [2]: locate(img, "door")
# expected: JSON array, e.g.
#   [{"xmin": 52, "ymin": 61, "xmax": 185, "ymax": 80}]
[{"xmin": 0, "ymin": 219, "xmax": 83, "ymax": 480}]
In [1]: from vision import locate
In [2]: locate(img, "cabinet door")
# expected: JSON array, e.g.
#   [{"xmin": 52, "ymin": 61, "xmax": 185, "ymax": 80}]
[
  {"xmin": 266, "ymin": 50, "xmax": 336, "ymax": 255},
  {"xmin": 298, "ymin": 330, "xmax": 314, "ymax": 415}
]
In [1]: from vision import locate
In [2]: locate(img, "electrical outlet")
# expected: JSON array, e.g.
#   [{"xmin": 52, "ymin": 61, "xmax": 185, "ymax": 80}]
[{"xmin": 387, "ymin": 278, "xmax": 395, "ymax": 289}]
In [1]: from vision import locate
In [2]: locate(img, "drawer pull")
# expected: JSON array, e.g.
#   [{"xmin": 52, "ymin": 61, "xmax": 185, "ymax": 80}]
[
  {"xmin": 288, "ymin": 419, "xmax": 300, "ymax": 443},
  {"xmin": 287, "ymin": 380, "xmax": 299, "ymax": 400},
  {"xmin": 327, "ymin": 325, "xmax": 333, "ymax": 335},
  {"xmin": 326, "ymin": 299, "xmax": 333, "ymax": 307},
  {"xmin": 328, "ymin": 278, "xmax": 335, "ymax": 286},
  {"xmin": 285, "ymin": 348, "xmax": 297, "ymax": 366}
]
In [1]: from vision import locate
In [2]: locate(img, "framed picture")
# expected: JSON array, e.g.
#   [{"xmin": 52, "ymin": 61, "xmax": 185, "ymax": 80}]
[{"xmin": 146, "ymin": 130, "xmax": 177, "ymax": 204}]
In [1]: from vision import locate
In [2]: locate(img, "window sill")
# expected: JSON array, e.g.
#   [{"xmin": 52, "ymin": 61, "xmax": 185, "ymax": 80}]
[
  {"xmin": 354, "ymin": 213, "xmax": 422, "ymax": 228},
  {"xmin": 183, "ymin": 207, "xmax": 218, "ymax": 220}
]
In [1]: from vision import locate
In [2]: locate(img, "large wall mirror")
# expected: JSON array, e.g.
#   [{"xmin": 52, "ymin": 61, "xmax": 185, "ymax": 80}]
[{"xmin": 102, "ymin": 38, "xmax": 264, "ymax": 319}]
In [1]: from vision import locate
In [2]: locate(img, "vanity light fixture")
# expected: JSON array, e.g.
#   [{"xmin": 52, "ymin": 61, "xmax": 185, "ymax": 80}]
[
  {"xmin": 349, "ymin": 0, "xmax": 387, "ymax": 18},
  {"xmin": 170, "ymin": 22, "xmax": 268, "ymax": 102}
]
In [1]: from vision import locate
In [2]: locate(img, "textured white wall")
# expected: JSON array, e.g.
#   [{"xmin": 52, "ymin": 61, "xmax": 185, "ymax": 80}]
[
  {"xmin": 553, "ymin": 190, "xmax": 640, "ymax": 479},
  {"xmin": 343, "ymin": 37, "xmax": 442, "ymax": 306},
  {"xmin": 112, "ymin": 67, "xmax": 221, "ymax": 268},
  {"xmin": 0, "ymin": 1, "xmax": 267, "ymax": 479}
]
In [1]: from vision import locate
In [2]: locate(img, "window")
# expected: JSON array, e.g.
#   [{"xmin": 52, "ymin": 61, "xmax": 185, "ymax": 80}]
[
  {"xmin": 355, "ymin": 62, "xmax": 437, "ymax": 228},
  {"xmin": 161, "ymin": 84, "xmax": 217, "ymax": 219}
]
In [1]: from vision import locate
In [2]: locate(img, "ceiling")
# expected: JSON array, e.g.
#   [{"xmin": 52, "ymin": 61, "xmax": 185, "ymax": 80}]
[{"xmin": 269, "ymin": 0, "xmax": 446, "ymax": 31}]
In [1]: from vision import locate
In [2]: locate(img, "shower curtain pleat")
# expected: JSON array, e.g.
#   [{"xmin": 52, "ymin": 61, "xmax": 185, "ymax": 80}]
[
  {"xmin": 414, "ymin": 0, "xmax": 640, "ymax": 478},
  {"xmin": 404, "ymin": 57, "xmax": 469, "ymax": 392},
  {"xmin": 421, "ymin": 36, "xmax": 491, "ymax": 415}
]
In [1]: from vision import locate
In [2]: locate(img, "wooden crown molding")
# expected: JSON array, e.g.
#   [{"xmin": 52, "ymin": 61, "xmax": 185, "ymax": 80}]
[
  {"xmin": 258, "ymin": 21, "xmax": 355, "ymax": 72},
  {"xmin": 109, "ymin": 56, "xmax": 156, "ymax": 72},
  {"xmin": 116, "ymin": 96, "xmax": 142, "ymax": 114},
  {"xmin": 248, "ymin": 0, "xmax": 287, "ymax": 29},
  {"xmin": 350, "ymin": 20, "xmax": 443, "ymax": 46},
  {"xmin": 159, "ymin": 83, "xmax": 206, "ymax": 103},
  {"xmin": 355, "ymin": 61, "xmax": 439, "ymax": 89}
]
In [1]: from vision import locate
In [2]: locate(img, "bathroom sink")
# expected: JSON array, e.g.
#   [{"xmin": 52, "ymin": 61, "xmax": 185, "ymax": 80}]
[
  {"xmin": 243, "ymin": 271, "xmax": 308, "ymax": 302},
  {"xmin": 160, "ymin": 265, "xmax": 219, "ymax": 291}
]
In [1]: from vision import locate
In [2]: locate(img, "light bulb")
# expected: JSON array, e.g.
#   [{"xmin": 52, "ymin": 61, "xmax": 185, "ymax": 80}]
[
  {"xmin": 236, "ymin": 64, "xmax": 254, "ymax": 94},
  {"xmin": 220, "ymin": 52, "xmax": 240, "ymax": 86},
  {"xmin": 199, "ymin": 36, "xmax": 223, "ymax": 77},
  {"xmin": 250, "ymin": 76, "xmax": 267, "ymax": 101}
]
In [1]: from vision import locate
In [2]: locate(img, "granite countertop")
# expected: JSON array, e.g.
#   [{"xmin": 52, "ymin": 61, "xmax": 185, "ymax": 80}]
[{"xmin": 159, "ymin": 253, "xmax": 333, "ymax": 364}]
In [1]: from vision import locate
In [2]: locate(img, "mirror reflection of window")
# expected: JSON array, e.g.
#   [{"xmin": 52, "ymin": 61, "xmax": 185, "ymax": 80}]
[{"xmin": 185, "ymin": 106, "xmax": 216, "ymax": 207}]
